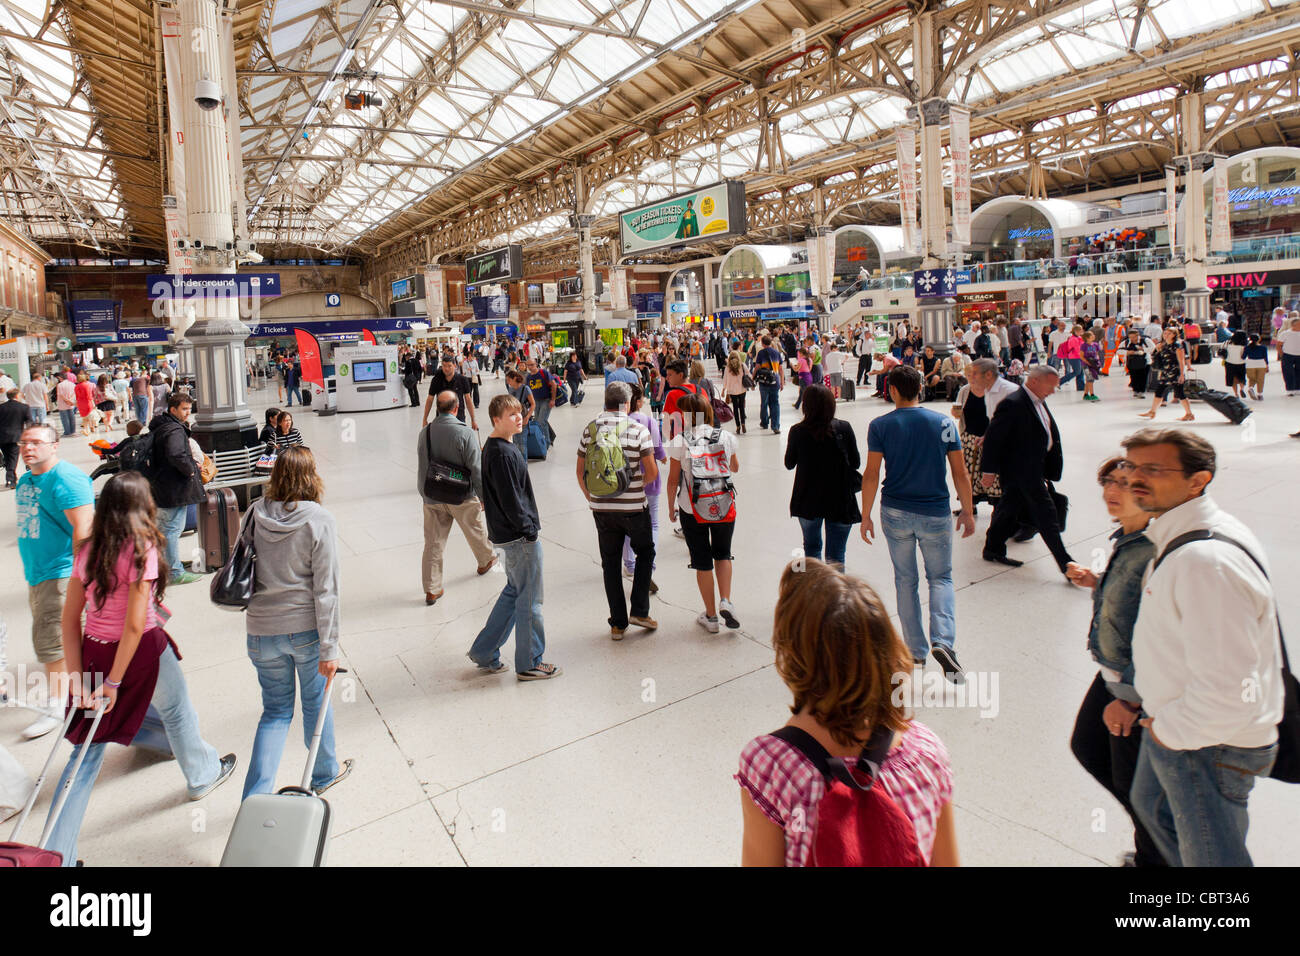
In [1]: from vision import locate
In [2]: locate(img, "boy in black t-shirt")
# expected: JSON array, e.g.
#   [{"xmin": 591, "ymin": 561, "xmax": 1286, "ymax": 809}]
[{"xmin": 468, "ymin": 393, "xmax": 559, "ymax": 681}]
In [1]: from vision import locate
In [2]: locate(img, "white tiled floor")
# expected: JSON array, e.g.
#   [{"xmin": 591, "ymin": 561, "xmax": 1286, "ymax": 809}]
[{"xmin": 2, "ymin": 364, "xmax": 1298, "ymax": 866}]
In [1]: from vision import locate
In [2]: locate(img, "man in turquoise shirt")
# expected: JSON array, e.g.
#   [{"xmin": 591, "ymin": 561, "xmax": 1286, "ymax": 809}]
[{"xmin": 13, "ymin": 422, "xmax": 93, "ymax": 739}]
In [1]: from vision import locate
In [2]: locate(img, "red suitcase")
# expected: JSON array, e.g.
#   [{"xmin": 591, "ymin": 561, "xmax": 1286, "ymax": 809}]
[
  {"xmin": 199, "ymin": 488, "xmax": 240, "ymax": 572},
  {"xmin": 0, "ymin": 704, "xmax": 106, "ymax": 867}
]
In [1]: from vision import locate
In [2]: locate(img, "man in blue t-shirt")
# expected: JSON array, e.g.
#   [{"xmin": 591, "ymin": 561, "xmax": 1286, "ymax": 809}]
[
  {"xmin": 523, "ymin": 358, "xmax": 558, "ymax": 432},
  {"xmin": 753, "ymin": 335, "xmax": 786, "ymax": 433},
  {"xmin": 862, "ymin": 365, "xmax": 974, "ymax": 682},
  {"xmin": 13, "ymin": 422, "xmax": 94, "ymax": 739}
]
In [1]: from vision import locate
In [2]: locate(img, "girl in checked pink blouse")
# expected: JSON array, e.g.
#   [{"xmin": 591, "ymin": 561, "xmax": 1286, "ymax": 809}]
[{"xmin": 736, "ymin": 559, "xmax": 957, "ymax": 866}]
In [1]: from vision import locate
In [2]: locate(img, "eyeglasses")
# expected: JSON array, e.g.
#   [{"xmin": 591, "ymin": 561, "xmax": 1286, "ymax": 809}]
[
  {"xmin": 1116, "ymin": 460, "xmax": 1186, "ymax": 478},
  {"xmin": 1099, "ymin": 476, "xmax": 1129, "ymax": 489},
  {"xmin": 17, "ymin": 440, "xmax": 53, "ymax": 448}
]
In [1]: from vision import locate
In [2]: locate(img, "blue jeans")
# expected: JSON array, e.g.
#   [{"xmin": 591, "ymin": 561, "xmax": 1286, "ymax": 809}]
[
  {"xmin": 286, "ymin": 383, "xmax": 301, "ymax": 406},
  {"xmin": 242, "ymin": 630, "xmax": 339, "ymax": 798},
  {"xmin": 798, "ymin": 516, "xmax": 852, "ymax": 569},
  {"xmin": 43, "ymin": 645, "xmax": 221, "ymax": 866},
  {"xmin": 133, "ymin": 395, "xmax": 149, "ymax": 422},
  {"xmin": 157, "ymin": 505, "xmax": 188, "ymax": 579},
  {"xmin": 59, "ymin": 408, "xmax": 76, "ymax": 436},
  {"xmin": 533, "ymin": 398, "xmax": 552, "ymax": 431},
  {"xmin": 468, "ymin": 537, "xmax": 545, "ymax": 674},
  {"xmin": 1065, "ymin": 356, "xmax": 1085, "ymax": 390},
  {"xmin": 27, "ymin": 406, "xmax": 45, "ymax": 424},
  {"xmin": 1131, "ymin": 734, "xmax": 1277, "ymax": 866},
  {"xmin": 758, "ymin": 384, "xmax": 780, "ymax": 430},
  {"xmin": 880, "ymin": 506, "xmax": 956, "ymax": 662},
  {"xmin": 624, "ymin": 492, "xmax": 659, "ymax": 573}
]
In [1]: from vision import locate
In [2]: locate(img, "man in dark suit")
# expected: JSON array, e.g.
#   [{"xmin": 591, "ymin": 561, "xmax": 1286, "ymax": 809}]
[
  {"xmin": 979, "ymin": 365, "xmax": 1074, "ymax": 575},
  {"xmin": 0, "ymin": 388, "xmax": 36, "ymax": 487}
]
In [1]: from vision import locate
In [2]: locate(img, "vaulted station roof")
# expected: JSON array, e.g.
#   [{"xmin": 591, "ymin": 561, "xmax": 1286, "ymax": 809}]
[{"xmin": 2, "ymin": 0, "xmax": 1300, "ymax": 262}]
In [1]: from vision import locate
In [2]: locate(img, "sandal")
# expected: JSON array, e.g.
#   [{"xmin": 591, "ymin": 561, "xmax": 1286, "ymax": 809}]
[
  {"xmin": 314, "ymin": 758, "xmax": 354, "ymax": 796},
  {"xmin": 517, "ymin": 662, "xmax": 563, "ymax": 681},
  {"xmin": 1177, "ymin": 414, "xmax": 1195, "ymax": 421}
]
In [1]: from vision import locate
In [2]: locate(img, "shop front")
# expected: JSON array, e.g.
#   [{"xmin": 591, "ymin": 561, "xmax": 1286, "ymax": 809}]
[
  {"xmin": 1164, "ymin": 267, "xmax": 1300, "ymax": 326},
  {"xmin": 1036, "ymin": 278, "xmax": 1154, "ymax": 322},
  {"xmin": 956, "ymin": 291, "xmax": 1005, "ymax": 323}
]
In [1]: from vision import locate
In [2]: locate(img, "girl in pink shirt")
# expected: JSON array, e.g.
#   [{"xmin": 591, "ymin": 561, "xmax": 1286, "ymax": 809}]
[{"xmin": 41, "ymin": 470, "xmax": 233, "ymax": 865}]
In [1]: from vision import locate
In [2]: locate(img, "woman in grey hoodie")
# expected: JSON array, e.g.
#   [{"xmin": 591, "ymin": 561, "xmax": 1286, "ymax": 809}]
[{"xmin": 242, "ymin": 446, "xmax": 352, "ymax": 797}]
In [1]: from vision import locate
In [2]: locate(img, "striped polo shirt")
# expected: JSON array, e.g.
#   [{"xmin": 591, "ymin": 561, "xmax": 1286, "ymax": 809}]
[{"xmin": 578, "ymin": 411, "xmax": 653, "ymax": 512}]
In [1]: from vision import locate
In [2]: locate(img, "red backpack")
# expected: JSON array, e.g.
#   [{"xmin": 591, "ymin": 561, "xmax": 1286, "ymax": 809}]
[{"xmin": 769, "ymin": 725, "xmax": 925, "ymax": 867}]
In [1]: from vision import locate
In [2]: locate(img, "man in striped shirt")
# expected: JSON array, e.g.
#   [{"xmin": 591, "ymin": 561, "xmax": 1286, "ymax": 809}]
[{"xmin": 576, "ymin": 381, "xmax": 660, "ymax": 639}]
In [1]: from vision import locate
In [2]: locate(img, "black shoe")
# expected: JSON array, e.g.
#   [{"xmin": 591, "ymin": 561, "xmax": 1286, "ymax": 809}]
[
  {"xmin": 983, "ymin": 551, "xmax": 1023, "ymax": 567},
  {"xmin": 1012, "ymin": 527, "xmax": 1037, "ymax": 542},
  {"xmin": 931, "ymin": 646, "xmax": 964, "ymax": 684}
]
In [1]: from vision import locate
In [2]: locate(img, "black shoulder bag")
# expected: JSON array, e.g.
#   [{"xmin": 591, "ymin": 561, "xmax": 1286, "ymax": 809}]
[
  {"xmin": 423, "ymin": 425, "xmax": 472, "ymax": 505},
  {"xmin": 1153, "ymin": 530, "xmax": 1300, "ymax": 784},
  {"xmin": 210, "ymin": 509, "xmax": 257, "ymax": 610}
]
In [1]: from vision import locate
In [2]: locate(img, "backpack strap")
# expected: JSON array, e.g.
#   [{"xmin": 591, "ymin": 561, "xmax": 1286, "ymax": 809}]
[
  {"xmin": 1152, "ymin": 529, "xmax": 1289, "ymax": 672},
  {"xmin": 769, "ymin": 724, "xmax": 894, "ymax": 792}
]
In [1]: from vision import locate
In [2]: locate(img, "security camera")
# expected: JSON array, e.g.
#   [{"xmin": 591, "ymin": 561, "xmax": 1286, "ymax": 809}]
[
  {"xmin": 239, "ymin": 250, "xmax": 264, "ymax": 265},
  {"xmin": 194, "ymin": 79, "xmax": 222, "ymax": 111}
]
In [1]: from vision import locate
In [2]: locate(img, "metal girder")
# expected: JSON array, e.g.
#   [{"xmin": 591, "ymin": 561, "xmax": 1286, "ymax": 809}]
[{"xmin": 360, "ymin": 59, "xmax": 1300, "ymax": 282}]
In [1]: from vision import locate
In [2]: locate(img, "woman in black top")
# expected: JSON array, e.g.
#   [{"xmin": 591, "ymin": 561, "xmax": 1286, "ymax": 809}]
[
  {"xmin": 783, "ymin": 384, "xmax": 861, "ymax": 571},
  {"xmin": 259, "ymin": 407, "xmax": 281, "ymax": 451},
  {"xmin": 1139, "ymin": 327, "xmax": 1194, "ymax": 421}
]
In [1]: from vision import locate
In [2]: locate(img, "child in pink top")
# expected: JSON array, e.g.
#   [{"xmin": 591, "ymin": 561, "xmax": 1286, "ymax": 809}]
[{"xmin": 736, "ymin": 559, "xmax": 958, "ymax": 866}]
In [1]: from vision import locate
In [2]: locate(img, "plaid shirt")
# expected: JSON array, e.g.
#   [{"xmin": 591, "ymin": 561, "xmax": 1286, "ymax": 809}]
[{"xmin": 735, "ymin": 721, "xmax": 953, "ymax": 866}]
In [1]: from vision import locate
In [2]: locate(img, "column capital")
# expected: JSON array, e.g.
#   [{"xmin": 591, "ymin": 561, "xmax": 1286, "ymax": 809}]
[
  {"xmin": 906, "ymin": 98, "xmax": 951, "ymax": 126},
  {"xmin": 1174, "ymin": 152, "xmax": 1226, "ymax": 172}
]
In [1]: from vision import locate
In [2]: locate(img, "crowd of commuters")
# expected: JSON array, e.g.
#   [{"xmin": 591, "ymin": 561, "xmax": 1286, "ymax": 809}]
[{"xmin": 3, "ymin": 312, "xmax": 1292, "ymax": 869}]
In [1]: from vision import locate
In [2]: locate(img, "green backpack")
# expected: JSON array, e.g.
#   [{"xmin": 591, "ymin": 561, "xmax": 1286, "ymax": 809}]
[{"xmin": 584, "ymin": 419, "xmax": 635, "ymax": 497}]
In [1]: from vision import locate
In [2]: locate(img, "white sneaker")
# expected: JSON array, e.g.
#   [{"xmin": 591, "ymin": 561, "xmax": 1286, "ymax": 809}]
[
  {"xmin": 718, "ymin": 598, "xmax": 740, "ymax": 629},
  {"xmin": 21, "ymin": 706, "xmax": 62, "ymax": 740},
  {"xmin": 673, "ymin": 526, "xmax": 685, "ymax": 539},
  {"xmin": 696, "ymin": 612, "xmax": 720, "ymax": 634}
]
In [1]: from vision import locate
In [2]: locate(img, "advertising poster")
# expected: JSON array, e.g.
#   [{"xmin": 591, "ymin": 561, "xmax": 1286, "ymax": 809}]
[
  {"xmin": 950, "ymin": 108, "xmax": 971, "ymax": 245},
  {"xmin": 1211, "ymin": 157, "xmax": 1232, "ymax": 253},
  {"xmin": 1165, "ymin": 166, "xmax": 1177, "ymax": 251},
  {"xmin": 424, "ymin": 267, "xmax": 444, "ymax": 322},
  {"xmin": 619, "ymin": 181, "xmax": 746, "ymax": 255},
  {"xmin": 897, "ymin": 127, "xmax": 919, "ymax": 255}
]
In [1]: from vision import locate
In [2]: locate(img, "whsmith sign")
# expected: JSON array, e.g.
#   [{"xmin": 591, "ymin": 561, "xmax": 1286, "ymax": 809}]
[{"xmin": 619, "ymin": 181, "xmax": 746, "ymax": 256}]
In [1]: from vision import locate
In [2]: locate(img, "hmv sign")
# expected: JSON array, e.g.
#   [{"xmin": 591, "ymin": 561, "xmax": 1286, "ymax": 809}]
[{"xmin": 1206, "ymin": 269, "xmax": 1300, "ymax": 289}]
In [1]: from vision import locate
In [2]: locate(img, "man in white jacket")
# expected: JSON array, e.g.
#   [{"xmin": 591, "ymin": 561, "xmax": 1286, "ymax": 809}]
[{"xmin": 1122, "ymin": 427, "xmax": 1284, "ymax": 866}]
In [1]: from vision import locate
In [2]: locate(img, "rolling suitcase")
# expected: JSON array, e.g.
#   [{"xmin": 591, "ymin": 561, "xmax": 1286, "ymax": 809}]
[
  {"xmin": 526, "ymin": 419, "xmax": 548, "ymax": 461},
  {"xmin": 1197, "ymin": 388, "xmax": 1253, "ymax": 424},
  {"xmin": 221, "ymin": 674, "xmax": 339, "ymax": 867},
  {"xmin": 0, "ymin": 703, "xmax": 106, "ymax": 867},
  {"xmin": 840, "ymin": 378, "xmax": 856, "ymax": 401},
  {"xmin": 1192, "ymin": 342, "xmax": 1211, "ymax": 365},
  {"xmin": 199, "ymin": 488, "xmax": 239, "ymax": 571}
]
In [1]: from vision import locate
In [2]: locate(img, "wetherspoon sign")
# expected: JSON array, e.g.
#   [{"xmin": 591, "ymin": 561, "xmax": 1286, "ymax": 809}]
[{"xmin": 618, "ymin": 181, "xmax": 746, "ymax": 256}]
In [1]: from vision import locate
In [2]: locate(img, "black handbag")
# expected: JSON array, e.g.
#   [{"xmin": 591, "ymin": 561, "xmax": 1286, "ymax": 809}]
[
  {"xmin": 1048, "ymin": 482, "xmax": 1068, "ymax": 532},
  {"xmin": 423, "ymin": 426, "xmax": 472, "ymax": 504},
  {"xmin": 210, "ymin": 510, "xmax": 256, "ymax": 610}
]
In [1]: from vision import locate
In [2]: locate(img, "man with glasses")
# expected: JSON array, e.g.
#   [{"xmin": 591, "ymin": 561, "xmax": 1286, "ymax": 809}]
[
  {"xmin": 1120, "ymin": 428, "xmax": 1283, "ymax": 866},
  {"xmin": 13, "ymin": 423, "xmax": 93, "ymax": 738},
  {"xmin": 979, "ymin": 365, "xmax": 1074, "ymax": 577}
]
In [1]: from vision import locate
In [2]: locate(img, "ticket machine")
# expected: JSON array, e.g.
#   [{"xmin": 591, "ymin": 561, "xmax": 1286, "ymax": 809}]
[{"xmin": 332, "ymin": 345, "xmax": 404, "ymax": 413}]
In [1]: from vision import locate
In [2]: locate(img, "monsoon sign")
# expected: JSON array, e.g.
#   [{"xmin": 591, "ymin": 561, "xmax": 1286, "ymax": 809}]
[{"xmin": 618, "ymin": 181, "xmax": 746, "ymax": 256}]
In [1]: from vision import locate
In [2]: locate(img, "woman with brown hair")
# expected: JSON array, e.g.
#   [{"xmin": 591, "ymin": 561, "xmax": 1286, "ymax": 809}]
[
  {"xmin": 42, "ymin": 470, "xmax": 235, "ymax": 865},
  {"xmin": 93, "ymin": 373, "xmax": 116, "ymax": 432},
  {"xmin": 736, "ymin": 558, "xmax": 957, "ymax": 867},
  {"xmin": 242, "ymin": 446, "xmax": 351, "ymax": 797},
  {"xmin": 666, "ymin": 391, "xmax": 740, "ymax": 631}
]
